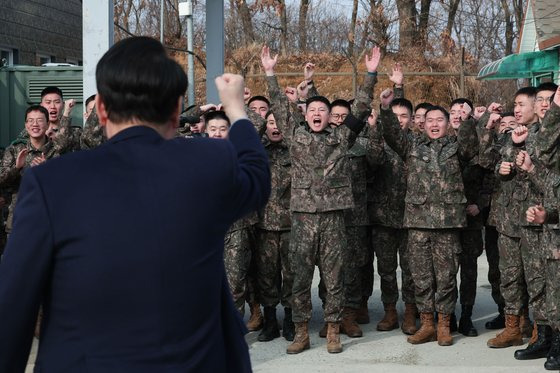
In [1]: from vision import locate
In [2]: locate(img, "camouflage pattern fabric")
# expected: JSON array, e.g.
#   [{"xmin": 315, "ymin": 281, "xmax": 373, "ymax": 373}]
[
  {"xmin": 498, "ymin": 233, "xmax": 528, "ymax": 316},
  {"xmin": 224, "ymin": 225, "xmax": 253, "ymax": 315},
  {"xmin": 80, "ymin": 106, "xmax": 106, "ymax": 149},
  {"xmin": 255, "ymin": 230, "xmax": 292, "ymax": 308}
]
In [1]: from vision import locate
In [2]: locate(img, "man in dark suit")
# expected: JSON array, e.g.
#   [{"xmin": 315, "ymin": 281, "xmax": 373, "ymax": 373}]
[{"xmin": 0, "ymin": 37, "xmax": 270, "ymax": 372}]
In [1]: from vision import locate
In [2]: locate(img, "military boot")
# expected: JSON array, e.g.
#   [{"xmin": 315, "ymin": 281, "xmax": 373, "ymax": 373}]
[
  {"xmin": 377, "ymin": 303, "xmax": 399, "ymax": 331},
  {"xmin": 282, "ymin": 307, "xmax": 295, "ymax": 341},
  {"xmin": 326, "ymin": 322, "xmax": 343, "ymax": 353},
  {"xmin": 258, "ymin": 306, "xmax": 280, "ymax": 342},
  {"xmin": 247, "ymin": 302, "xmax": 263, "ymax": 331},
  {"xmin": 485, "ymin": 305, "xmax": 505, "ymax": 330},
  {"xmin": 356, "ymin": 296, "xmax": 370, "ymax": 324},
  {"xmin": 520, "ymin": 307, "xmax": 533, "ymax": 339},
  {"xmin": 437, "ymin": 313, "xmax": 453, "ymax": 346},
  {"xmin": 545, "ymin": 329, "xmax": 560, "ymax": 370},
  {"xmin": 514, "ymin": 324, "xmax": 553, "ymax": 360},
  {"xmin": 341, "ymin": 307, "xmax": 363, "ymax": 337},
  {"xmin": 286, "ymin": 322, "xmax": 310, "ymax": 354},
  {"xmin": 458, "ymin": 305, "xmax": 478, "ymax": 337},
  {"xmin": 487, "ymin": 314, "xmax": 523, "ymax": 348},
  {"xmin": 401, "ymin": 303, "xmax": 418, "ymax": 335},
  {"xmin": 407, "ymin": 312, "xmax": 436, "ymax": 344}
]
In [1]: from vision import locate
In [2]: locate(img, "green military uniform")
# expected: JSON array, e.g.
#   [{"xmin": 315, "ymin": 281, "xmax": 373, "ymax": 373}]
[
  {"xmin": 382, "ymin": 109, "xmax": 478, "ymax": 314},
  {"xmin": 80, "ymin": 107, "xmax": 106, "ymax": 149}
]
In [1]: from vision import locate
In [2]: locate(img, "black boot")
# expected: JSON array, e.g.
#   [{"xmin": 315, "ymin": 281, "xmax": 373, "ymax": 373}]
[
  {"xmin": 450, "ymin": 312, "xmax": 458, "ymax": 333},
  {"xmin": 545, "ymin": 329, "xmax": 560, "ymax": 370},
  {"xmin": 258, "ymin": 306, "xmax": 280, "ymax": 342},
  {"xmin": 485, "ymin": 305, "xmax": 505, "ymax": 330},
  {"xmin": 458, "ymin": 305, "xmax": 478, "ymax": 337},
  {"xmin": 282, "ymin": 307, "xmax": 295, "ymax": 341},
  {"xmin": 514, "ymin": 324, "xmax": 552, "ymax": 360}
]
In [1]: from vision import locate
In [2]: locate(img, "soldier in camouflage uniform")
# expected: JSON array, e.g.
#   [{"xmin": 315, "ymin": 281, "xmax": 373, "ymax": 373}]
[
  {"xmin": 80, "ymin": 106, "xmax": 107, "ymax": 149},
  {"xmin": 366, "ymin": 95, "xmax": 417, "ymax": 336},
  {"xmin": 381, "ymin": 94, "xmax": 478, "ymax": 346},
  {"xmin": 261, "ymin": 45, "xmax": 374, "ymax": 354}
]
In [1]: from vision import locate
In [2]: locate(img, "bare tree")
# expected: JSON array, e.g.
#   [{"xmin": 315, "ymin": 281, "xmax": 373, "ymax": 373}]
[
  {"xmin": 347, "ymin": 0, "xmax": 359, "ymax": 56},
  {"xmin": 395, "ymin": 0, "xmax": 417, "ymax": 50},
  {"xmin": 237, "ymin": 0, "xmax": 256, "ymax": 45},
  {"xmin": 298, "ymin": 0, "xmax": 310, "ymax": 52},
  {"xmin": 445, "ymin": 0, "xmax": 461, "ymax": 36},
  {"xmin": 500, "ymin": 0, "xmax": 514, "ymax": 55}
]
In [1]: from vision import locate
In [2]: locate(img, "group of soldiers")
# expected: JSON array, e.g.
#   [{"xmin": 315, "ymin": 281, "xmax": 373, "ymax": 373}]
[{"xmin": 2, "ymin": 45, "xmax": 560, "ymax": 370}]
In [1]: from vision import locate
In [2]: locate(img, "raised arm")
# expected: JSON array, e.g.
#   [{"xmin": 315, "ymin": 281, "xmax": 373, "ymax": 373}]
[
  {"xmin": 534, "ymin": 89, "xmax": 560, "ymax": 168},
  {"xmin": 388, "ymin": 62, "xmax": 404, "ymax": 99},
  {"xmin": 80, "ymin": 106, "xmax": 106, "ymax": 149},
  {"xmin": 350, "ymin": 46, "xmax": 378, "ymax": 119},
  {"xmin": 366, "ymin": 109, "xmax": 385, "ymax": 168}
]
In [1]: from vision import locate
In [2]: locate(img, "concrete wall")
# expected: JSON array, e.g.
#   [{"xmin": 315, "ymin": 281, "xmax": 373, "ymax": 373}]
[{"xmin": 0, "ymin": 0, "xmax": 82, "ymax": 66}]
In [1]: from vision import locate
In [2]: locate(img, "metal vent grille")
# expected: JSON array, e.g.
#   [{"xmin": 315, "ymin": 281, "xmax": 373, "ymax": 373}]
[{"xmin": 27, "ymin": 77, "xmax": 83, "ymax": 103}]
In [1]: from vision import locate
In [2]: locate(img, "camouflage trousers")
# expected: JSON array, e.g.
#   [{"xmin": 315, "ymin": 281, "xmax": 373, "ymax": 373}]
[
  {"xmin": 291, "ymin": 211, "xmax": 345, "ymax": 323},
  {"xmin": 520, "ymin": 228, "xmax": 547, "ymax": 324},
  {"xmin": 224, "ymin": 227, "xmax": 253, "ymax": 315},
  {"xmin": 498, "ymin": 233, "xmax": 529, "ymax": 316},
  {"xmin": 408, "ymin": 229, "xmax": 460, "ymax": 314},
  {"xmin": 372, "ymin": 226, "xmax": 415, "ymax": 305},
  {"xmin": 546, "ymin": 259, "xmax": 560, "ymax": 331},
  {"xmin": 255, "ymin": 229, "xmax": 293, "ymax": 308},
  {"xmin": 459, "ymin": 229, "xmax": 484, "ymax": 306},
  {"xmin": 485, "ymin": 225, "xmax": 505, "ymax": 308},
  {"xmin": 319, "ymin": 225, "xmax": 369, "ymax": 309}
]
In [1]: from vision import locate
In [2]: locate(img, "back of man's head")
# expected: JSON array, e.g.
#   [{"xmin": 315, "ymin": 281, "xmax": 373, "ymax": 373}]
[{"xmin": 96, "ymin": 36, "xmax": 188, "ymax": 125}]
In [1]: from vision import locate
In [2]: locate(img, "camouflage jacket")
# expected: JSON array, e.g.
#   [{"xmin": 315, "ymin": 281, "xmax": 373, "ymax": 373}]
[
  {"xmin": 258, "ymin": 139, "xmax": 292, "ymax": 231},
  {"xmin": 229, "ymin": 212, "xmax": 259, "ymax": 233},
  {"xmin": 382, "ymin": 109, "xmax": 478, "ymax": 229},
  {"xmin": 266, "ymin": 74, "xmax": 373, "ymax": 213},
  {"xmin": 366, "ymin": 115, "xmax": 408, "ymax": 229},
  {"xmin": 80, "ymin": 107, "xmax": 106, "ymax": 149},
  {"xmin": 533, "ymin": 102, "xmax": 560, "ymax": 170},
  {"xmin": 498, "ymin": 122, "xmax": 544, "ymax": 229},
  {"xmin": 344, "ymin": 131, "xmax": 369, "ymax": 227}
]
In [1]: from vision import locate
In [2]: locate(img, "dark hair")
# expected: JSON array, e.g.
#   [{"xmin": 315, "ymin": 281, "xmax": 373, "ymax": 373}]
[
  {"xmin": 330, "ymin": 99, "xmax": 351, "ymax": 111},
  {"xmin": 390, "ymin": 98, "xmax": 413, "ymax": 115},
  {"xmin": 414, "ymin": 102, "xmax": 433, "ymax": 112},
  {"xmin": 85, "ymin": 94, "xmax": 96, "ymax": 107},
  {"xmin": 25, "ymin": 105, "xmax": 49, "ymax": 122},
  {"xmin": 536, "ymin": 82, "xmax": 558, "ymax": 94},
  {"xmin": 425, "ymin": 105, "xmax": 450, "ymax": 121},
  {"xmin": 95, "ymin": 36, "xmax": 188, "ymax": 125},
  {"xmin": 514, "ymin": 86, "xmax": 537, "ymax": 100},
  {"xmin": 204, "ymin": 110, "xmax": 230, "ymax": 126},
  {"xmin": 265, "ymin": 110, "xmax": 275, "ymax": 120},
  {"xmin": 41, "ymin": 86, "xmax": 63, "ymax": 100},
  {"xmin": 500, "ymin": 111, "xmax": 515, "ymax": 118},
  {"xmin": 248, "ymin": 95, "xmax": 270, "ymax": 107},
  {"xmin": 450, "ymin": 98, "xmax": 473, "ymax": 110},
  {"xmin": 306, "ymin": 96, "xmax": 331, "ymax": 110}
]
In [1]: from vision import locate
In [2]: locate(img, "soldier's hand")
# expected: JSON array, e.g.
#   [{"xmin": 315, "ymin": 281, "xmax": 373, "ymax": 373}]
[
  {"xmin": 499, "ymin": 161, "xmax": 514, "ymax": 175},
  {"xmin": 15, "ymin": 149, "xmax": 28, "ymax": 169},
  {"xmin": 243, "ymin": 87, "xmax": 252, "ymax": 104},
  {"xmin": 367, "ymin": 109, "xmax": 378, "ymax": 128},
  {"xmin": 297, "ymin": 80, "xmax": 309, "ymax": 100},
  {"xmin": 516, "ymin": 150, "xmax": 534, "ymax": 172},
  {"xmin": 388, "ymin": 62, "xmax": 403, "ymax": 86},
  {"xmin": 380, "ymin": 89, "xmax": 394, "ymax": 110},
  {"xmin": 526, "ymin": 205, "xmax": 546, "ymax": 224},
  {"xmin": 512, "ymin": 125, "xmax": 529, "ymax": 144},
  {"xmin": 466, "ymin": 204, "xmax": 480, "ymax": 217},
  {"xmin": 365, "ymin": 46, "xmax": 381, "ymax": 73},
  {"xmin": 486, "ymin": 113, "xmax": 501, "ymax": 130},
  {"xmin": 554, "ymin": 86, "xmax": 560, "ymax": 108},
  {"xmin": 303, "ymin": 62, "xmax": 315, "ymax": 82},
  {"xmin": 473, "ymin": 106, "xmax": 486, "ymax": 120},
  {"xmin": 200, "ymin": 103, "xmax": 217, "ymax": 112},
  {"xmin": 488, "ymin": 102, "xmax": 503, "ymax": 114},
  {"xmin": 31, "ymin": 154, "xmax": 46, "ymax": 167},
  {"xmin": 214, "ymin": 73, "xmax": 247, "ymax": 123},
  {"xmin": 63, "ymin": 99, "xmax": 76, "ymax": 117},
  {"xmin": 261, "ymin": 45, "xmax": 278, "ymax": 76},
  {"xmin": 285, "ymin": 87, "xmax": 298, "ymax": 103},
  {"xmin": 460, "ymin": 103, "xmax": 472, "ymax": 121}
]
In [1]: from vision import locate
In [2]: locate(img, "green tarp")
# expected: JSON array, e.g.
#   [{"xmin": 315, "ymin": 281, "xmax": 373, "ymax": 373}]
[{"xmin": 477, "ymin": 49, "xmax": 559, "ymax": 80}]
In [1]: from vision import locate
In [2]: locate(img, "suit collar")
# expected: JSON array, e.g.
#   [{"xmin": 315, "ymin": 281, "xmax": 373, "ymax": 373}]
[{"xmin": 107, "ymin": 125, "xmax": 162, "ymax": 144}]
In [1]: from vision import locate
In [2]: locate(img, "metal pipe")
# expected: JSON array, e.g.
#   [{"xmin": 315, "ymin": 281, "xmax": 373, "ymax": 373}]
[{"xmin": 186, "ymin": 0, "xmax": 194, "ymax": 105}]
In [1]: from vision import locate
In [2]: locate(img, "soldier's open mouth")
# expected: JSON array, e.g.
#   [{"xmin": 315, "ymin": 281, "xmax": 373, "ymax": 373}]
[{"xmin": 272, "ymin": 130, "xmax": 280, "ymax": 136}]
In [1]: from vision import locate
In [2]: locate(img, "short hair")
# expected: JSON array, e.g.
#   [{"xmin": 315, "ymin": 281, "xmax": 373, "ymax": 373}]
[
  {"xmin": 95, "ymin": 36, "xmax": 188, "ymax": 125},
  {"xmin": 306, "ymin": 96, "xmax": 331, "ymax": 110},
  {"xmin": 265, "ymin": 110, "xmax": 274, "ymax": 120},
  {"xmin": 41, "ymin": 86, "xmax": 63, "ymax": 100},
  {"xmin": 500, "ymin": 111, "xmax": 515, "ymax": 118},
  {"xmin": 414, "ymin": 102, "xmax": 433, "ymax": 112},
  {"xmin": 450, "ymin": 98, "xmax": 473, "ymax": 110},
  {"xmin": 330, "ymin": 99, "xmax": 351, "ymax": 112},
  {"xmin": 536, "ymin": 82, "xmax": 558, "ymax": 94},
  {"xmin": 248, "ymin": 95, "xmax": 270, "ymax": 107},
  {"xmin": 390, "ymin": 98, "xmax": 413, "ymax": 115},
  {"xmin": 204, "ymin": 110, "xmax": 230, "ymax": 126},
  {"xmin": 514, "ymin": 86, "xmax": 537, "ymax": 100},
  {"xmin": 25, "ymin": 105, "xmax": 49, "ymax": 122},
  {"xmin": 425, "ymin": 105, "xmax": 450, "ymax": 121},
  {"xmin": 85, "ymin": 94, "xmax": 96, "ymax": 107}
]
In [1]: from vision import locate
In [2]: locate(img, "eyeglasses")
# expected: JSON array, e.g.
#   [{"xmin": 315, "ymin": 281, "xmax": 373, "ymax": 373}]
[
  {"xmin": 535, "ymin": 97, "xmax": 553, "ymax": 104},
  {"xmin": 330, "ymin": 113, "xmax": 347, "ymax": 120},
  {"xmin": 25, "ymin": 119, "xmax": 47, "ymax": 125}
]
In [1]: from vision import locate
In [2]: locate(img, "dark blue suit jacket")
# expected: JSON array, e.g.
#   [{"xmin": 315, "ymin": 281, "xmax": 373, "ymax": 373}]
[{"xmin": 0, "ymin": 119, "xmax": 270, "ymax": 372}]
